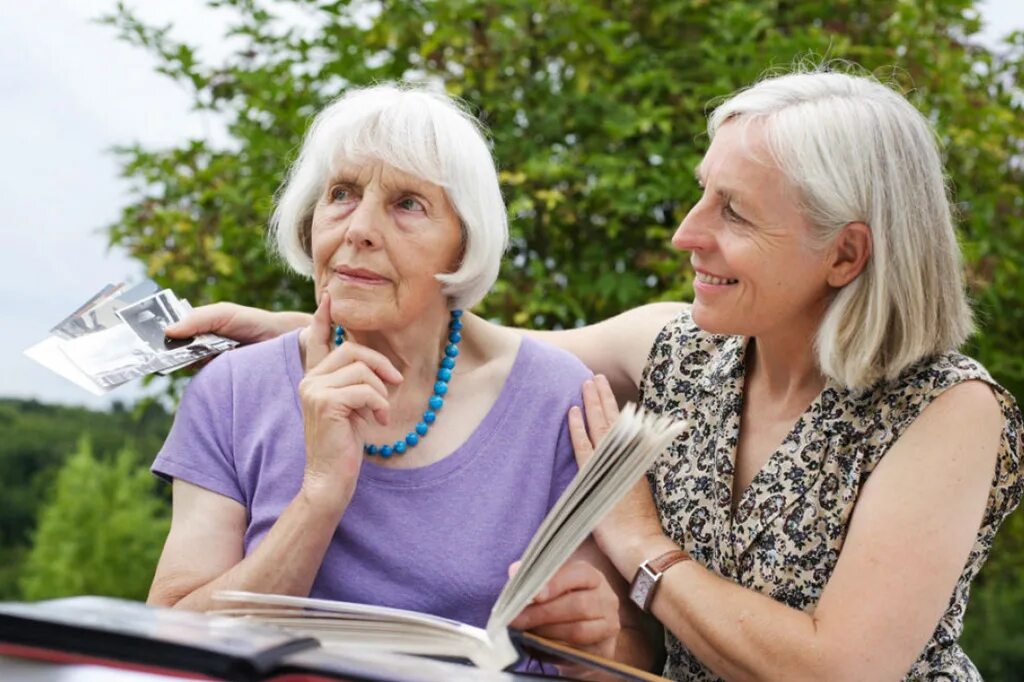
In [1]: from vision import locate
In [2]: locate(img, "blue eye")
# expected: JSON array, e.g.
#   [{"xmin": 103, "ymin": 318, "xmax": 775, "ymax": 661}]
[
  {"xmin": 397, "ymin": 197, "xmax": 425, "ymax": 212},
  {"xmin": 330, "ymin": 186, "xmax": 353, "ymax": 202}
]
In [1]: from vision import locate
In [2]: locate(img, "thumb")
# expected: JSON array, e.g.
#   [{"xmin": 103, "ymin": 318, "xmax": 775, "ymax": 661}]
[
  {"xmin": 507, "ymin": 560, "xmax": 522, "ymax": 578},
  {"xmin": 164, "ymin": 303, "xmax": 232, "ymax": 339}
]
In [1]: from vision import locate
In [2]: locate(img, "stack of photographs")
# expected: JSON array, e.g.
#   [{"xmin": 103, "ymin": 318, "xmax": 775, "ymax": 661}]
[{"xmin": 24, "ymin": 280, "xmax": 238, "ymax": 395}]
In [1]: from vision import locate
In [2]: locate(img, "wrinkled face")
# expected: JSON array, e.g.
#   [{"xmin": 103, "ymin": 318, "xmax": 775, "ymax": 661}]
[
  {"xmin": 673, "ymin": 121, "xmax": 833, "ymax": 339},
  {"xmin": 310, "ymin": 161, "xmax": 463, "ymax": 331}
]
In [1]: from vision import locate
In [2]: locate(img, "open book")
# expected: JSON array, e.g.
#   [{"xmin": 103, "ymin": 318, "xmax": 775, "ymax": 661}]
[{"xmin": 213, "ymin": 403, "xmax": 686, "ymax": 674}]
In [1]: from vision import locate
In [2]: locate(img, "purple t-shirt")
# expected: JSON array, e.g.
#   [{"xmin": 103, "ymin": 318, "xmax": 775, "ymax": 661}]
[{"xmin": 153, "ymin": 331, "xmax": 590, "ymax": 628}]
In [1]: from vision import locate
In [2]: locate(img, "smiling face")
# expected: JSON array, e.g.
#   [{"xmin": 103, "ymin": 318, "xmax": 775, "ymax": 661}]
[
  {"xmin": 673, "ymin": 121, "xmax": 835, "ymax": 340},
  {"xmin": 310, "ymin": 160, "xmax": 464, "ymax": 332}
]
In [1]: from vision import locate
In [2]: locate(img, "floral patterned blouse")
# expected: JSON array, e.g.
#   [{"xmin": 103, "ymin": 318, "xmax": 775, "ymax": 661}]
[{"xmin": 640, "ymin": 309, "xmax": 1023, "ymax": 681}]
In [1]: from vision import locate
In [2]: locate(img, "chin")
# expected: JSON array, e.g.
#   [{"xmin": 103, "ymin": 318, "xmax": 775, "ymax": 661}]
[{"xmin": 690, "ymin": 303, "xmax": 743, "ymax": 337}]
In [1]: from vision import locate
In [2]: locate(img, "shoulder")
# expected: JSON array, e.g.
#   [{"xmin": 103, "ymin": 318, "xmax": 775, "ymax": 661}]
[
  {"xmin": 853, "ymin": 352, "xmax": 1009, "ymax": 426},
  {"xmin": 849, "ymin": 352, "xmax": 1022, "ymax": 479},
  {"xmin": 519, "ymin": 335, "xmax": 592, "ymax": 385},
  {"xmin": 641, "ymin": 305, "xmax": 739, "ymax": 397},
  {"xmin": 183, "ymin": 331, "xmax": 298, "ymax": 402}
]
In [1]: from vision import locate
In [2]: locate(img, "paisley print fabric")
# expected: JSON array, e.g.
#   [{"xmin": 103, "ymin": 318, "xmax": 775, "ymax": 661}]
[{"xmin": 640, "ymin": 309, "xmax": 1023, "ymax": 681}]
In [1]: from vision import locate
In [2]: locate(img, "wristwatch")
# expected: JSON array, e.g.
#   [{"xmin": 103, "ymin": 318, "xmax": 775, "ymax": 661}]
[{"xmin": 629, "ymin": 549, "xmax": 691, "ymax": 612}]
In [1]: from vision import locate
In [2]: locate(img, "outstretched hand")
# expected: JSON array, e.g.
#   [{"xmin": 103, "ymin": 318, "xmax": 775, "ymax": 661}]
[
  {"xmin": 569, "ymin": 375, "xmax": 665, "ymax": 570},
  {"xmin": 164, "ymin": 302, "xmax": 311, "ymax": 345}
]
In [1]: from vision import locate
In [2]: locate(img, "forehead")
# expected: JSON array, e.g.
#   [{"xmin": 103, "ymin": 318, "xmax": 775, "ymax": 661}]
[
  {"xmin": 329, "ymin": 159, "xmax": 446, "ymax": 195},
  {"xmin": 697, "ymin": 120, "xmax": 779, "ymax": 185}
]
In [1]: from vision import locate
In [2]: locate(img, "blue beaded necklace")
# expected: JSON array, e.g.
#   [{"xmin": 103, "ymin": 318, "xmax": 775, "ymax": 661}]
[{"xmin": 334, "ymin": 309, "xmax": 464, "ymax": 458}]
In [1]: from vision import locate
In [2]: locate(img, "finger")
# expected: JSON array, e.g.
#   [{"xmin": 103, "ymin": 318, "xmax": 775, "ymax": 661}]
[
  {"xmin": 316, "ymin": 360, "xmax": 391, "ymax": 398},
  {"xmin": 304, "ymin": 293, "xmax": 334, "ymax": 370},
  {"xmin": 593, "ymin": 374, "xmax": 620, "ymax": 423},
  {"xmin": 582, "ymin": 379, "xmax": 613, "ymax": 445},
  {"xmin": 164, "ymin": 302, "xmax": 238, "ymax": 338},
  {"xmin": 568, "ymin": 405, "xmax": 596, "ymax": 467},
  {"xmin": 508, "ymin": 561, "xmax": 522, "ymax": 579},
  {"xmin": 532, "ymin": 560, "xmax": 603, "ymax": 604},
  {"xmin": 313, "ymin": 340, "xmax": 403, "ymax": 385},
  {"xmin": 302, "ymin": 383, "xmax": 392, "ymax": 425},
  {"xmin": 515, "ymin": 619, "xmax": 617, "ymax": 649},
  {"xmin": 514, "ymin": 591, "xmax": 607, "ymax": 629}
]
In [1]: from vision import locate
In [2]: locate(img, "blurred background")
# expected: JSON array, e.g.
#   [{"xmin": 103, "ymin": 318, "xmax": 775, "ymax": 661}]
[{"xmin": 1, "ymin": 1, "xmax": 1022, "ymax": 677}]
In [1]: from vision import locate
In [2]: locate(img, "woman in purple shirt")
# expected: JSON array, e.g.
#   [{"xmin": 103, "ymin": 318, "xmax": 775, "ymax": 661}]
[{"xmin": 148, "ymin": 84, "xmax": 652, "ymax": 666}]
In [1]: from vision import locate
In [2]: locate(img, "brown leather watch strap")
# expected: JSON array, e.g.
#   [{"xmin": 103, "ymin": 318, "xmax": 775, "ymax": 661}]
[{"xmin": 647, "ymin": 549, "xmax": 691, "ymax": 576}]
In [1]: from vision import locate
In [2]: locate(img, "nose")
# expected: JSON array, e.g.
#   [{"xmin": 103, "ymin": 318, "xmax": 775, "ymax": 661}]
[
  {"xmin": 345, "ymin": 195, "xmax": 385, "ymax": 249},
  {"xmin": 671, "ymin": 196, "xmax": 714, "ymax": 253}
]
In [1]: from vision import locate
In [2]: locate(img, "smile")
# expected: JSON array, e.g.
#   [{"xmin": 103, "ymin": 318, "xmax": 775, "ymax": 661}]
[{"xmin": 694, "ymin": 271, "xmax": 738, "ymax": 285}]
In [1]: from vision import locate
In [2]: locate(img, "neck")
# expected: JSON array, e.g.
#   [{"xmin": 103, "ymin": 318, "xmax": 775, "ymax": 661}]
[
  {"xmin": 747, "ymin": 314, "xmax": 827, "ymax": 407},
  {"xmin": 343, "ymin": 309, "xmax": 453, "ymax": 381}
]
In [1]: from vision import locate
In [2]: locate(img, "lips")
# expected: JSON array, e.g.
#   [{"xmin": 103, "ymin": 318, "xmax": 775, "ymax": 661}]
[
  {"xmin": 334, "ymin": 266, "xmax": 390, "ymax": 284},
  {"xmin": 693, "ymin": 267, "xmax": 738, "ymax": 285}
]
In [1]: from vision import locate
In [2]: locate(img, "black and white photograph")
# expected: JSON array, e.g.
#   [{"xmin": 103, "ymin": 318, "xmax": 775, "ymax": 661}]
[{"xmin": 115, "ymin": 290, "xmax": 189, "ymax": 353}]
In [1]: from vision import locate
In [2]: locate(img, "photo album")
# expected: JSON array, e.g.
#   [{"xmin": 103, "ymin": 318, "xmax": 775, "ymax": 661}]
[{"xmin": 23, "ymin": 279, "xmax": 237, "ymax": 395}]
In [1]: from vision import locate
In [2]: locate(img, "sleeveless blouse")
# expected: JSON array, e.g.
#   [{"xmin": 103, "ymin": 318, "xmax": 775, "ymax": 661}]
[{"xmin": 640, "ymin": 309, "xmax": 1023, "ymax": 681}]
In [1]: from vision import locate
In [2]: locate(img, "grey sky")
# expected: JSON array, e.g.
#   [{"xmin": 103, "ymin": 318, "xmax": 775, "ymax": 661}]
[{"xmin": 1, "ymin": 0, "xmax": 1022, "ymax": 409}]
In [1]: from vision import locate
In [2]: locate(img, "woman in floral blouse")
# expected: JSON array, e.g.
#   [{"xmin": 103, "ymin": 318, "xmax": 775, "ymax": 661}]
[{"xmin": 169, "ymin": 69, "xmax": 1021, "ymax": 680}]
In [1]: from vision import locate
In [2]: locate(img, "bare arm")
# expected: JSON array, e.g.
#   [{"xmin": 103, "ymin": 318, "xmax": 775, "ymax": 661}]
[
  {"xmin": 167, "ymin": 301, "xmax": 684, "ymax": 405},
  {"xmin": 148, "ymin": 479, "xmax": 346, "ymax": 610},
  {"xmin": 164, "ymin": 302, "xmax": 312, "ymax": 344},
  {"xmin": 575, "ymin": 377, "xmax": 1004, "ymax": 681},
  {"xmin": 523, "ymin": 302, "xmax": 685, "ymax": 404}
]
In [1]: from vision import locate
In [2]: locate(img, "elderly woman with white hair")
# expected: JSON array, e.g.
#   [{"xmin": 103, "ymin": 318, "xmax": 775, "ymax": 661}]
[
  {"xmin": 168, "ymin": 69, "xmax": 1022, "ymax": 680},
  {"xmin": 147, "ymin": 84, "xmax": 646, "ymax": 664}
]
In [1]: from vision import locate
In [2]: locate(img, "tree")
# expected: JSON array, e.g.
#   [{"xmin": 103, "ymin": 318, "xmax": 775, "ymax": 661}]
[
  {"xmin": 19, "ymin": 437, "xmax": 170, "ymax": 601},
  {"xmin": 0, "ymin": 398, "xmax": 170, "ymax": 599}
]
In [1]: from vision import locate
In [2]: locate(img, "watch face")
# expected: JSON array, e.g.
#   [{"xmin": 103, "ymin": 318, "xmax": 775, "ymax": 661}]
[{"xmin": 629, "ymin": 570, "xmax": 656, "ymax": 611}]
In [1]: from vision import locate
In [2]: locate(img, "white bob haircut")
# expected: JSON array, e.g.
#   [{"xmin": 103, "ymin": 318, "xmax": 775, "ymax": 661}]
[
  {"xmin": 270, "ymin": 83, "xmax": 508, "ymax": 310},
  {"xmin": 709, "ymin": 68, "xmax": 973, "ymax": 389}
]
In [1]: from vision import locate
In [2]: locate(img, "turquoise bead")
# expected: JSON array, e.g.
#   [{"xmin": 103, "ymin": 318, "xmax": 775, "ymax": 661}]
[{"xmin": 357, "ymin": 309, "xmax": 461, "ymax": 455}]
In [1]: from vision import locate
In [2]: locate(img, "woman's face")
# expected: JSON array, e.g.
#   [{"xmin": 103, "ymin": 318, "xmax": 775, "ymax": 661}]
[
  {"xmin": 310, "ymin": 161, "xmax": 463, "ymax": 331},
  {"xmin": 672, "ymin": 121, "xmax": 834, "ymax": 340}
]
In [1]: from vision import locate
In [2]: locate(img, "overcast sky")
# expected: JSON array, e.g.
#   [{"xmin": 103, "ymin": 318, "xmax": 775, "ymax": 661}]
[{"xmin": 2, "ymin": 0, "xmax": 1022, "ymax": 409}]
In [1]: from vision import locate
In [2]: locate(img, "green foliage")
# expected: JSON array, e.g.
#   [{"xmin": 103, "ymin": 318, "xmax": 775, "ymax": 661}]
[
  {"xmin": 0, "ymin": 399, "xmax": 171, "ymax": 598},
  {"xmin": 961, "ymin": 510, "xmax": 1024, "ymax": 680},
  {"xmin": 19, "ymin": 437, "xmax": 170, "ymax": 601}
]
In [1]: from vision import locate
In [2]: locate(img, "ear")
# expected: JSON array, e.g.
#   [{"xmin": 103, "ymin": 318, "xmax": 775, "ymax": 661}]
[{"xmin": 826, "ymin": 222, "xmax": 872, "ymax": 288}]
